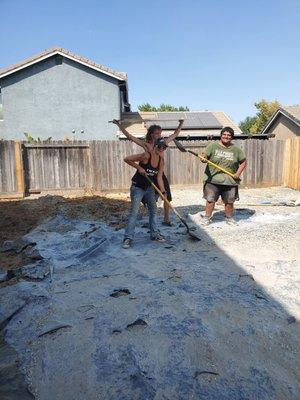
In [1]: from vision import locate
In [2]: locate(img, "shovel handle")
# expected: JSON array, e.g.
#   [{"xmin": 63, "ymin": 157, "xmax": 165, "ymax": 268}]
[
  {"xmin": 144, "ymin": 175, "xmax": 189, "ymax": 230},
  {"xmin": 188, "ymin": 150, "xmax": 237, "ymax": 179}
]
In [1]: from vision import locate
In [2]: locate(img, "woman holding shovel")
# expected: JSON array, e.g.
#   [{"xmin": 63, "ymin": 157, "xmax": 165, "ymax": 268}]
[
  {"xmin": 122, "ymin": 138, "xmax": 168, "ymax": 249},
  {"xmin": 112, "ymin": 119, "xmax": 184, "ymax": 226}
]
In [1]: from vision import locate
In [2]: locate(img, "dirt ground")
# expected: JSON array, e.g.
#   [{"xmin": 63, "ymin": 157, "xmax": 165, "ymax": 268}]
[
  {"xmin": 0, "ymin": 193, "xmax": 131, "ymax": 270},
  {"xmin": 1, "ymin": 186, "xmax": 299, "ymax": 400}
]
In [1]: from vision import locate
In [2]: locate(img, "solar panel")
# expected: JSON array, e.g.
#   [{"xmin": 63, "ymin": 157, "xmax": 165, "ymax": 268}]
[{"xmin": 145, "ymin": 112, "xmax": 222, "ymax": 130}]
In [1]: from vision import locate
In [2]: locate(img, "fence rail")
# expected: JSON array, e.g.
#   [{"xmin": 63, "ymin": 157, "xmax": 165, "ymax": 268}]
[{"xmin": 0, "ymin": 138, "xmax": 298, "ymax": 199}]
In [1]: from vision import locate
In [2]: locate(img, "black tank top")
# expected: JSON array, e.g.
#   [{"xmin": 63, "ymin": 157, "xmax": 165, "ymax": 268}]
[{"xmin": 132, "ymin": 153, "xmax": 161, "ymax": 190}]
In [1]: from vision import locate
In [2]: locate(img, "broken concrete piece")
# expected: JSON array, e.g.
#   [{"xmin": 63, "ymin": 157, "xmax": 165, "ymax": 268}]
[
  {"xmin": 76, "ymin": 238, "xmax": 109, "ymax": 261},
  {"xmin": 6, "ymin": 261, "xmax": 50, "ymax": 281},
  {"xmin": 38, "ymin": 321, "xmax": 72, "ymax": 337},
  {"xmin": 126, "ymin": 318, "xmax": 148, "ymax": 330},
  {"xmin": 23, "ymin": 246, "xmax": 44, "ymax": 261},
  {"xmin": 0, "ymin": 282, "xmax": 49, "ymax": 330},
  {"xmin": 0, "ymin": 272, "xmax": 7, "ymax": 283},
  {"xmin": 0, "ymin": 238, "xmax": 36, "ymax": 254},
  {"xmin": 239, "ymin": 274, "xmax": 255, "ymax": 281},
  {"xmin": 287, "ymin": 316, "xmax": 296, "ymax": 324},
  {"xmin": 194, "ymin": 371, "xmax": 219, "ymax": 378},
  {"xmin": 110, "ymin": 288, "xmax": 131, "ymax": 298}
]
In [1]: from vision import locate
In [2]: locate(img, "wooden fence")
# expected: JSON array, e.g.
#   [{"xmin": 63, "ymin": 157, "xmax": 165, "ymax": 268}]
[{"xmin": 0, "ymin": 138, "xmax": 298, "ymax": 199}]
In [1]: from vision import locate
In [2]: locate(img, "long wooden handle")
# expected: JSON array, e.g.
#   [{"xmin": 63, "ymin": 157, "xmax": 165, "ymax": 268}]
[
  {"xmin": 144, "ymin": 176, "xmax": 189, "ymax": 230},
  {"xmin": 188, "ymin": 150, "xmax": 236, "ymax": 179}
]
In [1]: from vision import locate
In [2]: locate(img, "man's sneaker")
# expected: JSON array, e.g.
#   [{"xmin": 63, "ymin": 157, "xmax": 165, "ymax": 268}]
[
  {"xmin": 226, "ymin": 217, "xmax": 238, "ymax": 226},
  {"xmin": 122, "ymin": 238, "xmax": 132, "ymax": 249},
  {"xmin": 151, "ymin": 232, "xmax": 166, "ymax": 243},
  {"xmin": 202, "ymin": 216, "xmax": 211, "ymax": 226}
]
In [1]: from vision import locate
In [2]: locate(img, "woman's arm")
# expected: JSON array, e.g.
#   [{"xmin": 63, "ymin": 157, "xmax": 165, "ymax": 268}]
[
  {"xmin": 165, "ymin": 119, "xmax": 184, "ymax": 145},
  {"xmin": 112, "ymin": 119, "xmax": 148, "ymax": 151},
  {"xmin": 124, "ymin": 152, "xmax": 149, "ymax": 175},
  {"xmin": 157, "ymin": 158, "xmax": 166, "ymax": 194}
]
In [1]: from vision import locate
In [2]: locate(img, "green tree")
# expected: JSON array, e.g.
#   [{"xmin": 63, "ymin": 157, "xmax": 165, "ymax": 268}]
[
  {"xmin": 138, "ymin": 103, "xmax": 157, "ymax": 112},
  {"xmin": 24, "ymin": 132, "xmax": 52, "ymax": 142},
  {"xmin": 249, "ymin": 99, "xmax": 280, "ymax": 134},
  {"xmin": 239, "ymin": 116, "xmax": 258, "ymax": 134},
  {"xmin": 138, "ymin": 103, "xmax": 189, "ymax": 112},
  {"xmin": 239, "ymin": 99, "xmax": 281, "ymax": 134}
]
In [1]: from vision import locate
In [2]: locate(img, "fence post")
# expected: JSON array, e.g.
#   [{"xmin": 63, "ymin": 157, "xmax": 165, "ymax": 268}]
[{"xmin": 14, "ymin": 140, "xmax": 25, "ymax": 197}]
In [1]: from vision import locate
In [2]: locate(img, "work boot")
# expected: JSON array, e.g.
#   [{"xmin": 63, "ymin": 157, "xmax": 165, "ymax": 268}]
[
  {"xmin": 151, "ymin": 232, "xmax": 166, "ymax": 243},
  {"xmin": 122, "ymin": 238, "xmax": 132, "ymax": 249},
  {"xmin": 202, "ymin": 216, "xmax": 211, "ymax": 226},
  {"xmin": 226, "ymin": 217, "xmax": 238, "ymax": 226}
]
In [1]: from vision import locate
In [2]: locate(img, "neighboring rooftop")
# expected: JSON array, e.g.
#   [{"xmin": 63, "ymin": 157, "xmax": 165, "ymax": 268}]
[
  {"xmin": 119, "ymin": 111, "xmax": 242, "ymax": 138},
  {"xmin": 0, "ymin": 46, "xmax": 127, "ymax": 81},
  {"xmin": 262, "ymin": 105, "xmax": 300, "ymax": 133}
]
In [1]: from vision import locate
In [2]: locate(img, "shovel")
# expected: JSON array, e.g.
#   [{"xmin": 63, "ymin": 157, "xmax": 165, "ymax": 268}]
[
  {"xmin": 173, "ymin": 139, "xmax": 239, "ymax": 180},
  {"xmin": 144, "ymin": 175, "xmax": 201, "ymax": 241}
]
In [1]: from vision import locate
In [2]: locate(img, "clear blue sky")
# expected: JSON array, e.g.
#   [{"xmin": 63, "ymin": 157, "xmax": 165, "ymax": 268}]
[{"xmin": 1, "ymin": 0, "xmax": 300, "ymax": 123}]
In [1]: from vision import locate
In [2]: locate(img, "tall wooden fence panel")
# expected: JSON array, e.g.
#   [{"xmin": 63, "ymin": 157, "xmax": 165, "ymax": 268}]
[
  {"xmin": 236, "ymin": 139, "xmax": 286, "ymax": 187},
  {"xmin": 283, "ymin": 138, "xmax": 300, "ymax": 190},
  {"xmin": 0, "ymin": 140, "xmax": 24, "ymax": 197},
  {"xmin": 23, "ymin": 142, "xmax": 90, "ymax": 192}
]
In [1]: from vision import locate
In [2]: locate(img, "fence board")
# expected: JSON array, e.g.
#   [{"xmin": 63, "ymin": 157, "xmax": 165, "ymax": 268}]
[
  {"xmin": 0, "ymin": 141, "xmax": 19, "ymax": 195},
  {"xmin": 283, "ymin": 138, "xmax": 300, "ymax": 190}
]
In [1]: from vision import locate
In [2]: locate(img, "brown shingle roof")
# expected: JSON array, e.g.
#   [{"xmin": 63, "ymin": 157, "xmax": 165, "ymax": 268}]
[
  {"xmin": 282, "ymin": 106, "xmax": 300, "ymax": 123},
  {"xmin": 0, "ymin": 46, "xmax": 127, "ymax": 81}
]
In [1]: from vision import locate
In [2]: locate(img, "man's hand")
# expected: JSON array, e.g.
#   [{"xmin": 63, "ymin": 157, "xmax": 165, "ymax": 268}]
[
  {"xmin": 138, "ymin": 167, "xmax": 147, "ymax": 175},
  {"xmin": 112, "ymin": 119, "xmax": 121, "ymax": 126},
  {"xmin": 201, "ymin": 155, "xmax": 208, "ymax": 163},
  {"xmin": 178, "ymin": 119, "xmax": 184, "ymax": 125},
  {"xmin": 233, "ymin": 173, "xmax": 241, "ymax": 181}
]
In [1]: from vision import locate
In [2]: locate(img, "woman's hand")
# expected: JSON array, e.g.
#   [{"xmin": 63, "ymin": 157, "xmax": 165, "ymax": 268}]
[{"xmin": 138, "ymin": 166, "xmax": 147, "ymax": 175}]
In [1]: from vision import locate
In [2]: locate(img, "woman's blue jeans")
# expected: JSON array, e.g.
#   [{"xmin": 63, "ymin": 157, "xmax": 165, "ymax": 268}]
[{"xmin": 124, "ymin": 185, "xmax": 158, "ymax": 240}]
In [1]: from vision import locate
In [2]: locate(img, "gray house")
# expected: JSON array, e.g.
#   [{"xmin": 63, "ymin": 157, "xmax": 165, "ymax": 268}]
[
  {"xmin": 261, "ymin": 106, "xmax": 300, "ymax": 139},
  {"xmin": 0, "ymin": 47, "xmax": 130, "ymax": 140}
]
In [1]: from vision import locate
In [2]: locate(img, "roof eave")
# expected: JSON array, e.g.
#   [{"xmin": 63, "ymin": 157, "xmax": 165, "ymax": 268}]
[
  {"xmin": 262, "ymin": 108, "xmax": 300, "ymax": 133},
  {"xmin": 0, "ymin": 49, "xmax": 127, "ymax": 82}
]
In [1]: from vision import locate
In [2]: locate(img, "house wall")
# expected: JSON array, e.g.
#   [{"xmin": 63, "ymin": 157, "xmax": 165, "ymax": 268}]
[
  {"xmin": 268, "ymin": 114, "xmax": 300, "ymax": 139},
  {"xmin": 0, "ymin": 56, "xmax": 122, "ymax": 140}
]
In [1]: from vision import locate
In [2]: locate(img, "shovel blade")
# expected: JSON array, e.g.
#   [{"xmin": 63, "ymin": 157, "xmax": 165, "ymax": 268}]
[{"xmin": 188, "ymin": 230, "xmax": 201, "ymax": 241}]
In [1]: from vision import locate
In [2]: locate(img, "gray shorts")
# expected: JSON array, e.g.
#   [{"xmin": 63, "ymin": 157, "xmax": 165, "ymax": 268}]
[{"xmin": 203, "ymin": 182, "xmax": 239, "ymax": 203}]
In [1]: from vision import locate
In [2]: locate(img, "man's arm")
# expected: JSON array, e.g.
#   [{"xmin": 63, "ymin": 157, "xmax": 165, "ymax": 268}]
[
  {"xmin": 233, "ymin": 159, "xmax": 247, "ymax": 179},
  {"xmin": 164, "ymin": 119, "xmax": 184, "ymax": 145},
  {"xmin": 200, "ymin": 142, "xmax": 213, "ymax": 163},
  {"xmin": 112, "ymin": 120, "xmax": 148, "ymax": 151}
]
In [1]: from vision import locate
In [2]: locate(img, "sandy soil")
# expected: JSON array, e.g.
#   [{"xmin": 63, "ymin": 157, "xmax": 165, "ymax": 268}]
[{"xmin": 0, "ymin": 187, "xmax": 299, "ymax": 399}]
